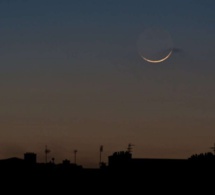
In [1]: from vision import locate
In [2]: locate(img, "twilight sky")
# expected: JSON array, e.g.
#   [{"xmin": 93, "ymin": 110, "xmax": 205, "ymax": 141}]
[{"xmin": 0, "ymin": 0, "xmax": 215, "ymax": 168}]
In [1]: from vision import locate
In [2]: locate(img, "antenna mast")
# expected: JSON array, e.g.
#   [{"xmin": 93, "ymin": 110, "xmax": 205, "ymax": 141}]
[
  {"xmin": 127, "ymin": 143, "xmax": 134, "ymax": 154},
  {"xmin": 99, "ymin": 145, "xmax": 103, "ymax": 166},
  {"xmin": 210, "ymin": 142, "xmax": 215, "ymax": 155},
  {"xmin": 45, "ymin": 145, "xmax": 51, "ymax": 163},
  {"xmin": 74, "ymin": 149, "xmax": 77, "ymax": 164}
]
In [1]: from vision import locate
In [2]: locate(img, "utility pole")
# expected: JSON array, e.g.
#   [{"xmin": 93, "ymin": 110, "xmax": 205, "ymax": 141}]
[{"xmin": 74, "ymin": 149, "xmax": 77, "ymax": 164}]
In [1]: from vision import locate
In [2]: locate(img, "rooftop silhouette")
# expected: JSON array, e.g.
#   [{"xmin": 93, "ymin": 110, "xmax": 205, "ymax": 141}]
[{"xmin": 0, "ymin": 145, "xmax": 215, "ymax": 194}]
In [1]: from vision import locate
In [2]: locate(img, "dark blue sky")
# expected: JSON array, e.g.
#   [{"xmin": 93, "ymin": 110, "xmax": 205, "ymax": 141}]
[{"xmin": 0, "ymin": 0, "xmax": 215, "ymax": 168}]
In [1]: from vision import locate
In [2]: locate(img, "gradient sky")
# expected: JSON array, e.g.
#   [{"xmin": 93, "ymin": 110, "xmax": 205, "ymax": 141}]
[{"xmin": 0, "ymin": 0, "xmax": 215, "ymax": 168}]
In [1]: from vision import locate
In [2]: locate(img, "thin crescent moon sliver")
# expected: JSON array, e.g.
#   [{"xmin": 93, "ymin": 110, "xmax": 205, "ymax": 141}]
[{"xmin": 141, "ymin": 50, "xmax": 173, "ymax": 63}]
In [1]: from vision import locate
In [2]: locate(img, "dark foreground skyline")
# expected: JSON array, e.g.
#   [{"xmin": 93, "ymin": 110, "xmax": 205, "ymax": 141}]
[
  {"xmin": 0, "ymin": 148, "xmax": 215, "ymax": 194},
  {"xmin": 1, "ymin": 142, "xmax": 215, "ymax": 168}
]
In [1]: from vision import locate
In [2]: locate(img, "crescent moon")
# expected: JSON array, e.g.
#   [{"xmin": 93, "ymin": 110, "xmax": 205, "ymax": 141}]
[{"xmin": 141, "ymin": 50, "xmax": 173, "ymax": 63}]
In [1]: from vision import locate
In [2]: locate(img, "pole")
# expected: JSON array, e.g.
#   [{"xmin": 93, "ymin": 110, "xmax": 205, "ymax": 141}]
[
  {"xmin": 99, "ymin": 145, "xmax": 103, "ymax": 166},
  {"xmin": 45, "ymin": 145, "xmax": 47, "ymax": 163},
  {"xmin": 211, "ymin": 143, "xmax": 215, "ymax": 155},
  {"xmin": 74, "ymin": 150, "xmax": 77, "ymax": 164},
  {"xmin": 45, "ymin": 145, "xmax": 50, "ymax": 163}
]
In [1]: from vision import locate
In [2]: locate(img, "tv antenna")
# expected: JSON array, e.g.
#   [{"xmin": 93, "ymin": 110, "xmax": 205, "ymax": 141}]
[
  {"xmin": 99, "ymin": 145, "xmax": 103, "ymax": 166},
  {"xmin": 45, "ymin": 145, "xmax": 51, "ymax": 163},
  {"xmin": 127, "ymin": 143, "xmax": 134, "ymax": 153},
  {"xmin": 210, "ymin": 142, "xmax": 215, "ymax": 155}
]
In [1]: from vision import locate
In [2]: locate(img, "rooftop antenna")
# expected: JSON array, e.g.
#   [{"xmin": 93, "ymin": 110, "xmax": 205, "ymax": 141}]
[
  {"xmin": 210, "ymin": 142, "xmax": 215, "ymax": 155},
  {"xmin": 74, "ymin": 149, "xmax": 77, "ymax": 164},
  {"xmin": 127, "ymin": 143, "xmax": 134, "ymax": 154},
  {"xmin": 45, "ymin": 145, "xmax": 51, "ymax": 163},
  {"xmin": 99, "ymin": 145, "xmax": 103, "ymax": 166}
]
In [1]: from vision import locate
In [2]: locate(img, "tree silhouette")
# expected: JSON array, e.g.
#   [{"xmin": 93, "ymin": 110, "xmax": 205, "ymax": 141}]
[{"xmin": 188, "ymin": 152, "xmax": 215, "ymax": 160}]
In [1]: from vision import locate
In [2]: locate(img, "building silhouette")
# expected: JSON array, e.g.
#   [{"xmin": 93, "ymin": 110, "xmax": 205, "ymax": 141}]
[{"xmin": 24, "ymin": 152, "xmax": 37, "ymax": 164}]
